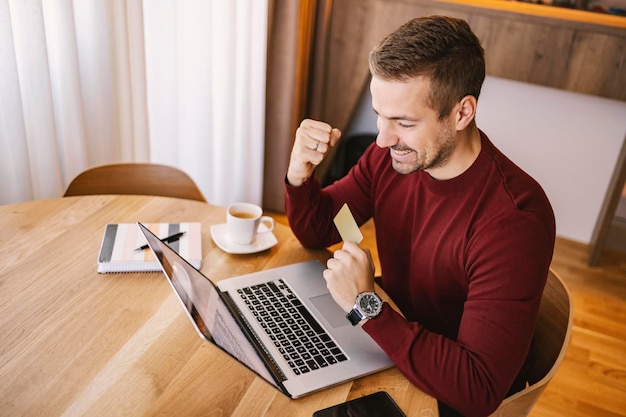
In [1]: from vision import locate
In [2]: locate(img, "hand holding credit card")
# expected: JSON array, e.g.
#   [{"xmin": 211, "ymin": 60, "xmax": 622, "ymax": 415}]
[{"xmin": 333, "ymin": 203, "xmax": 363, "ymax": 243}]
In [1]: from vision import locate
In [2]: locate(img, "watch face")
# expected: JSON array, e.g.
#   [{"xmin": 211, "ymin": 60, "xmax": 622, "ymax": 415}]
[{"xmin": 359, "ymin": 293, "xmax": 382, "ymax": 315}]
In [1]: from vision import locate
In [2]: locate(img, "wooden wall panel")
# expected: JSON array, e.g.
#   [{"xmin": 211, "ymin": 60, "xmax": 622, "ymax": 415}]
[
  {"xmin": 472, "ymin": 17, "xmax": 575, "ymax": 86},
  {"xmin": 565, "ymin": 32, "xmax": 626, "ymax": 99}
]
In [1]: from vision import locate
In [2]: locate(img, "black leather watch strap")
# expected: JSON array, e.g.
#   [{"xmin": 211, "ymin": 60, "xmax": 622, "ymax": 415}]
[{"xmin": 346, "ymin": 308, "xmax": 363, "ymax": 326}]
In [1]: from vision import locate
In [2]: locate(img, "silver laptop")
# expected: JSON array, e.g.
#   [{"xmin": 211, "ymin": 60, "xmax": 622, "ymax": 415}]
[{"xmin": 137, "ymin": 222, "xmax": 392, "ymax": 398}]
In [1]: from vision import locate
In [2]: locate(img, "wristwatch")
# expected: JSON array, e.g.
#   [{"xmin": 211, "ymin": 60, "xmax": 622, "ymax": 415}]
[{"xmin": 346, "ymin": 292, "xmax": 383, "ymax": 326}]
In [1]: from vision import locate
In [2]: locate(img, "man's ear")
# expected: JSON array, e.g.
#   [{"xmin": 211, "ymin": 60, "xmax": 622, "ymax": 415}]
[{"xmin": 456, "ymin": 95, "xmax": 477, "ymax": 131}]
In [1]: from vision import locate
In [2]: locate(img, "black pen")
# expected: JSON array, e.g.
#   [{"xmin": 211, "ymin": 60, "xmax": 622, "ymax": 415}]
[{"xmin": 135, "ymin": 231, "xmax": 186, "ymax": 251}]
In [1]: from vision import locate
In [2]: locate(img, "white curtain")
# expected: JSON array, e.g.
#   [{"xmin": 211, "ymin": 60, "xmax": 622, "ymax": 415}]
[{"xmin": 0, "ymin": 0, "xmax": 268, "ymax": 207}]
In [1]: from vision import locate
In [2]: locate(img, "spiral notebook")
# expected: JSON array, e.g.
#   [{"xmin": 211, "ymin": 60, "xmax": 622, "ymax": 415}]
[{"xmin": 97, "ymin": 222, "xmax": 202, "ymax": 273}]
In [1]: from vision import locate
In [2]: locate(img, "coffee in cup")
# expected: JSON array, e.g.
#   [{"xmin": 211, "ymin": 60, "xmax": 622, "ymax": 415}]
[{"xmin": 226, "ymin": 202, "xmax": 275, "ymax": 245}]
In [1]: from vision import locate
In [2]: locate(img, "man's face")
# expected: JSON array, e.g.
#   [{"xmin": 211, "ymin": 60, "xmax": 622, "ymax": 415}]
[{"xmin": 370, "ymin": 75, "xmax": 457, "ymax": 176}]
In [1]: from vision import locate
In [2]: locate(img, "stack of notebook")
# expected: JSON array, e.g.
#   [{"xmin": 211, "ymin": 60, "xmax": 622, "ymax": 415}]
[{"xmin": 97, "ymin": 222, "xmax": 202, "ymax": 273}]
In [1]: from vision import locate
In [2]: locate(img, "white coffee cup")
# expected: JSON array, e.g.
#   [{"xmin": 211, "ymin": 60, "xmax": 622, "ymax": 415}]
[{"xmin": 226, "ymin": 202, "xmax": 276, "ymax": 245}]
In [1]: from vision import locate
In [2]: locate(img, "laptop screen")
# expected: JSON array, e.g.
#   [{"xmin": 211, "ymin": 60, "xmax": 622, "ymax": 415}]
[{"xmin": 138, "ymin": 222, "xmax": 278, "ymax": 388}]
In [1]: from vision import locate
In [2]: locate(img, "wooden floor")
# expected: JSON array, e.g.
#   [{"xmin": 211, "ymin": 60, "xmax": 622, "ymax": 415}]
[{"xmin": 269, "ymin": 214, "xmax": 626, "ymax": 417}]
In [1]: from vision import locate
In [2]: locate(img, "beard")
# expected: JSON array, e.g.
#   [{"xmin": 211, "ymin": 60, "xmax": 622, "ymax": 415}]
[{"xmin": 390, "ymin": 123, "xmax": 456, "ymax": 175}]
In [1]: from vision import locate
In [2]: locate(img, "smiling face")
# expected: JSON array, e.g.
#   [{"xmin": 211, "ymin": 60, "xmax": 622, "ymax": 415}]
[{"xmin": 371, "ymin": 75, "xmax": 458, "ymax": 176}]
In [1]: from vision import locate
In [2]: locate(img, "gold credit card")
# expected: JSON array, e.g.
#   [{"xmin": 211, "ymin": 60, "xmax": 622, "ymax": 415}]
[{"xmin": 333, "ymin": 203, "xmax": 363, "ymax": 243}]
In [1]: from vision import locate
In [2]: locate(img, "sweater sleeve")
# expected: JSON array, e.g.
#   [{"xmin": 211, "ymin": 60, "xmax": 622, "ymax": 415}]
[
  {"xmin": 284, "ymin": 176, "xmax": 341, "ymax": 248},
  {"xmin": 363, "ymin": 212, "xmax": 554, "ymax": 417},
  {"xmin": 284, "ymin": 149, "xmax": 376, "ymax": 248}
]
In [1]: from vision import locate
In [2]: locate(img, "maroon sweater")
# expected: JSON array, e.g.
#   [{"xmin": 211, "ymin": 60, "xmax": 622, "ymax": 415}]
[{"xmin": 285, "ymin": 131, "xmax": 555, "ymax": 417}]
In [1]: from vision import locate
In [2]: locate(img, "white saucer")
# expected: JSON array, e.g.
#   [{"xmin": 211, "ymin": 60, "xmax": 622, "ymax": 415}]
[{"xmin": 210, "ymin": 223, "xmax": 278, "ymax": 254}]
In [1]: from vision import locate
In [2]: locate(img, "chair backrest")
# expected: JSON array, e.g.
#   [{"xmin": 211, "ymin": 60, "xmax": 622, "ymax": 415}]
[
  {"xmin": 63, "ymin": 163, "xmax": 207, "ymax": 202},
  {"xmin": 488, "ymin": 268, "xmax": 573, "ymax": 417},
  {"xmin": 322, "ymin": 133, "xmax": 377, "ymax": 187}
]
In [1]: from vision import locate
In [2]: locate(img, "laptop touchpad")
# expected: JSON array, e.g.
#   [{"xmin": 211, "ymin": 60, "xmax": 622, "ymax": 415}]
[{"xmin": 309, "ymin": 294, "xmax": 349, "ymax": 329}]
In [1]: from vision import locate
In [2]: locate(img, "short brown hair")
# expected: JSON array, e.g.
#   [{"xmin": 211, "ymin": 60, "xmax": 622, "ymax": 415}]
[{"xmin": 369, "ymin": 15, "xmax": 485, "ymax": 120}]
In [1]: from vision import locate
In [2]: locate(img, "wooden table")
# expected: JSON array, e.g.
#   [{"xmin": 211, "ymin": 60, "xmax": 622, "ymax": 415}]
[{"xmin": 0, "ymin": 195, "xmax": 438, "ymax": 417}]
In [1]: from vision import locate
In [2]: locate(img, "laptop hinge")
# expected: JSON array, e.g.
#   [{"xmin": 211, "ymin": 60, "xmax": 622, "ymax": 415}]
[{"xmin": 219, "ymin": 290, "xmax": 290, "ymax": 393}]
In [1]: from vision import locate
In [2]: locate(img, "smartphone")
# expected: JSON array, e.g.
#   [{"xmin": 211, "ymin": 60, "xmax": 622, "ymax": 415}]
[{"xmin": 312, "ymin": 391, "xmax": 406, "ymax": 417}]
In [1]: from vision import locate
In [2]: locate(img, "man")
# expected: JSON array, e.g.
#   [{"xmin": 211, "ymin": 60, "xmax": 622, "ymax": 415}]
[{"xmin": 284, "ymin": 15, "xmax": 555, "ymax": 417}]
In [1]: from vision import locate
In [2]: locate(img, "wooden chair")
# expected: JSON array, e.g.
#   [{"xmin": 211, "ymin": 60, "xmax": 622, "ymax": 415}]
[
  {"xmin": 64, "ymin": 163, "xmax": 207, "ymax": 202},
  {"xmin": 488, "ymin": 269, "xmax": 573, "ymax": 417}
]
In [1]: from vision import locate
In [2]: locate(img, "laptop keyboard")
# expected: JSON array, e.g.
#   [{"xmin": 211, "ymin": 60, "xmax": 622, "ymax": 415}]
[{"xmin": 237, "ymin": 279, "xmax": 348, "ymax": 375}]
